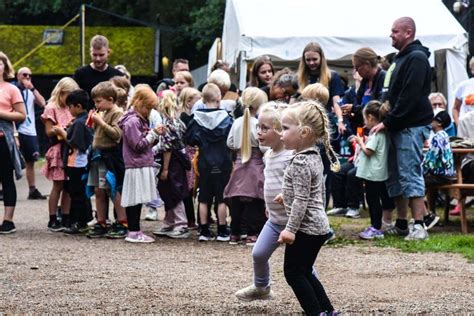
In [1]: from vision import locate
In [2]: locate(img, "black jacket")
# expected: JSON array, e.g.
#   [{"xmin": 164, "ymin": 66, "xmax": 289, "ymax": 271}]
[{"xmin": 383, "ymin": 40, "xmax": 433, "ymax": 131}]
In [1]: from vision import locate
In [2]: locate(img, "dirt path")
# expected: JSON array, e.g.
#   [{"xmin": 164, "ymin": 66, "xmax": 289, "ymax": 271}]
[{"xmin": 0, "ymin": 172, "xmax": 473, "ymax": 314}]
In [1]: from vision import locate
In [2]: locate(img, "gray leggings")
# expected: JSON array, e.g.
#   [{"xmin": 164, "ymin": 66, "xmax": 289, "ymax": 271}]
[{"xmin": 252, "ymin": 220, "xmax": 319, "ymax": 288}]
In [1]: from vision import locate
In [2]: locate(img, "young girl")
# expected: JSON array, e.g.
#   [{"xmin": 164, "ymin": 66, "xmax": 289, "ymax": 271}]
[
  {"xmin": 235, "ymin": 101, "xmax": 293, "ymax": 300},
  {"xmin": 118, "ymin": 84, "xmax": 160, "ymax": 243},
  {"xmin": 354, "ymin": 101, "xmax": 395, "ymax": 240},
  {"xmin": 41, "ymin": 77, "xmax": 79, "ymax": 231},
  {"xmin": 152, "ymin": 90, "xmax": 190, "ymax": 238},
  {"xmin": 173, "ymin": 71, "xmax": 194, "ymax": 97},
  {"xmin": 224, "ymin": 87, "xmax": 268, "ymax": 245},
  {"xmin": 278, "ymin": 100, "xmax": 339, "ymax": 315}
]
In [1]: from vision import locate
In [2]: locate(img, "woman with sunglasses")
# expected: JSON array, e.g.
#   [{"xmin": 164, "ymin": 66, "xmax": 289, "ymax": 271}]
[
  {"xmin": 0, "ymin": 51, "xmax": 27, "ymax": 234},
  {"xmin": 261, "ymin": 68, "xmax": 298, "ymax": 104}
]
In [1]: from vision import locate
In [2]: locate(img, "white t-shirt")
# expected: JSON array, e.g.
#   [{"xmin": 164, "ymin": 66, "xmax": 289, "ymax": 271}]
[
  {"xmin": 17, "ymin": 89, "xmax": 37, "ymax": 136},
  {"xmin": 454, "ymin": 78, "xmax": 474, "ymax": 117}
]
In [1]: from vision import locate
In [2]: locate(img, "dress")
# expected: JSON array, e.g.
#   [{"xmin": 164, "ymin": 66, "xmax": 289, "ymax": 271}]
[{"xmin": 40, "ymin": 104, "xmax": 73, "ymax": 181}]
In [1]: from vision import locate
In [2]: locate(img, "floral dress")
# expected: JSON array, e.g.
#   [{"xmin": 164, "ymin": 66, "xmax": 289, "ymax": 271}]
[{"xmin": 40, "ymin": 104, "xmax": 73, "ymax": 181}]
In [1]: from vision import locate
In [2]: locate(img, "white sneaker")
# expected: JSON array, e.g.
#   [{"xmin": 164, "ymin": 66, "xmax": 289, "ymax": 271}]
[
  {"xmin": 326, "ymin": 207, "xmax": 347, "ymax": 216},
  {"xmin": 144, "ymin": 207, "xmax": 158, "ymax": 221},
  {"xmin": 167, "ymin": 227, "xmax": 190, "ymax": 239},
  {"xmin": 405, "ymin": 224, "xmax": 428, "ymax": 241},
  {"xmin": 345, "ymin": 208, "xmax": 360, "ymax": 218},
  {"xmin": 235, "ymin": 284, "xmax": 273, "ymax": 301},
  {"xmin": 153, "ymin": 226, "xmax": 173, "ymax": 236}
]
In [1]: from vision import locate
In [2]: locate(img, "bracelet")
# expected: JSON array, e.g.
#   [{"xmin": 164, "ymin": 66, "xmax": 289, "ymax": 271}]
[
  {"xmin": 338, "ymin": 118, "xmax": 344, "ymax": 123},
  {"xmin": 14, "ymin": 132, "xmax": 19, "ymax": 137}
]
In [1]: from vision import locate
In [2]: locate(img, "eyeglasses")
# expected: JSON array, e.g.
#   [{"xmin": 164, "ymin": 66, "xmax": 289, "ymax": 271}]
[
  {"xmin": 256, "ymin": 124, "xmax": 272, "ymax": 133},
  {"xmin": 21, "ymin": 73, "xmax": 32, "ymax": 78}
]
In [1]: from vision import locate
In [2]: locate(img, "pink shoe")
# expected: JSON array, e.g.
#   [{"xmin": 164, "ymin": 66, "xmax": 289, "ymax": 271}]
[
  {"xmin": 449, "ymin": 204, "xmax": 461, "ymax": 216},
  {"xmin": 125, "ymin": 231, "xmax": 155, "ymax": 243}
]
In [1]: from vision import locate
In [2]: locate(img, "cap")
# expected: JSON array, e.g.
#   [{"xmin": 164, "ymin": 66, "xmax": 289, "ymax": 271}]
[{"xmin": 433, "ymin": 110, "xmax": 451, "ymax": 129}]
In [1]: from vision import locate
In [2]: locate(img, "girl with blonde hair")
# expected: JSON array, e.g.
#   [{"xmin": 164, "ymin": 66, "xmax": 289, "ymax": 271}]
[
  {"xmin": 41, "ymin": 77, "xmax": 79, "ymax": 231},
  {"xmin": 224, "ymin": 87, "xmax": 268, "ymax": 245},
  {"xmin": 173, "ymin": 71, "xmax": 194, "ymax": 96}
]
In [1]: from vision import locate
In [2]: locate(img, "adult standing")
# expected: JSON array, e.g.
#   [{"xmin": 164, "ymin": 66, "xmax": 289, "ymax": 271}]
[
  {"xmin": 0, "ymin": 52, "xmax": 27, "ymax": 234},
  {"xmin": 452, "ymin": 57, "xmax": 474, "ymax": 126},
  {"xmin": 74, "ymin": 35, "xmax": 124, "ymax": 110},
  {"xmin": 15, "ymin": 67, "xmax": 47, "ymax": 200},
  {"xmin": 372, "ymin": 17, "xmax": 433, "ymax": 241}
]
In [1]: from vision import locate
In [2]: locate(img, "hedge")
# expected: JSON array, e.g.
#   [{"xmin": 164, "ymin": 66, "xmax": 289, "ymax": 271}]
[{"xmin": 0, "ymin": 25, "xmax": 155, "ymax": 76}]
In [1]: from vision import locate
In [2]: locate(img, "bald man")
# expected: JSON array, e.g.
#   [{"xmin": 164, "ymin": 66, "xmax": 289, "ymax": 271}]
[
  {"xmin": 15, "ymin": 67, "xmax": 47, "ymax": 200},
  {"xmin": 372, "ymin": 17, "xmax": 433, "ymax": 241}
]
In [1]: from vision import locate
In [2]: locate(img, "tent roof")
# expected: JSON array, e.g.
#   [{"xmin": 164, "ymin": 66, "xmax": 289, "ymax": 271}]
[{"xmin": 222, "ymin": 0, "xmax": 468, "ymax": 63}]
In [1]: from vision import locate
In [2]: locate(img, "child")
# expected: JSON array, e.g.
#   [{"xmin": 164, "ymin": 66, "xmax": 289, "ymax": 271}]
[
  {"xmin": 152, "ymin": 90, "xmax": 190, "ymax": 239},
  {"xmin": 184, "ymin": 83, "xmax": 233, "ymax": 241},
  {"xmin": 353, "ymin": 100, "xmax": 395, "ymax": 240},
  {"xmin": 119, "ymin": 84, "xmax": 161, "ymax": 243},
  {"xmin": 422, "ymin": 110, "xmax": 454, "ymax": 228},
  {"xmin": 173, "ymin": 71, "xmax": 194, "ymax": 97},
  {"xmin": 41, "ymin": 77, "xmax": 78, "ymax": 232},
  {"xmin": 224, "ymin": 87, "xmax": 268, "ymax": 245},
  {"xmin": 235, "ymin": 102, "xmax": 294, "ymax": 300},
  {"xmin": 55, "ymin": 89, "xmax": 94, "ymax": 234},
  {"xmin": 278, "ymin": 100, "xmax": 339, "ymax": 315},
  {"xmin": 86, "ymin": 81, "xmax": 128, "ymax": 239}
]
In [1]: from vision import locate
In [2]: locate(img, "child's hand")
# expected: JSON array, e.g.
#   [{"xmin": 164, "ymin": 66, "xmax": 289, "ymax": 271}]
[
  {"xmin": 155, "ymin": 124, "xmax": 166, "ymax": 135},
  {"xmin": 278, "ymin": 229, "xmax": 295, "ymax": 245},
  {"xmin": 160, "ymin": 169, "xmax": 168, "ymax": 181},
  {"xmin": 91, "ymin": 112, "xmax": 104, "ymax": 126},
  {"xmin": 52, "ymin": 125, "xmax": 67, "ymax": 139},
  {"xmin": 355, "ymin": 135, "xmax": 363, "ymax": 145},
  {"xmin": 273, "ymin": 193, "xmax": 284, "ymax": 205}
]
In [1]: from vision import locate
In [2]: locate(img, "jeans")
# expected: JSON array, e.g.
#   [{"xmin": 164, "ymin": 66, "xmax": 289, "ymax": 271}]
[{"xmin": 284, "ymin": 231, "xmax": 333, "ymax": 315}]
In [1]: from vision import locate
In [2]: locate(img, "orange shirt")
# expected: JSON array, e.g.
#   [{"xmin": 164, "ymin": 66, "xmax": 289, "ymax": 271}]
[{"xmin": 0, "ymin": 82, "xmax": 23, "ymax": 112}]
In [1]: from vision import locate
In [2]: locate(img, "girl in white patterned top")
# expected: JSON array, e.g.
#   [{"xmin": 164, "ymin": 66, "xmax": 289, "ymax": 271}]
[{"xmin": 279, "ymin": 100, "xmax": 339, "ymax": 315}]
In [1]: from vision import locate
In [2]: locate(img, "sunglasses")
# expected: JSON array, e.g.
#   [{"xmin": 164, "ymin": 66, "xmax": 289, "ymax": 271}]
[{"xmin": 21, "ymin": 73, "xmax": 32, "ymax": 78}]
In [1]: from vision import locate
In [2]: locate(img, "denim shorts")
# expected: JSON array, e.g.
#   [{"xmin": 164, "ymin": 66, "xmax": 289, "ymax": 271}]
[{"xmin": 386, "ymin": 125, "xmax": 430, "ymax": 198}]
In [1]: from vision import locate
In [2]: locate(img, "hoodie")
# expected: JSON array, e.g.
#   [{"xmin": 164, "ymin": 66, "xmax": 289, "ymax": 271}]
[
  {"xmin": 184, "ymin": 108, "xmax": 233, "ymax": 171},
  {"xmin": 382, "ymin": 40, "xmax": 433, "ymax": 131},
  {"xmin": 118, "ymin": 109, "xmax": 154, "ymax": 169}
]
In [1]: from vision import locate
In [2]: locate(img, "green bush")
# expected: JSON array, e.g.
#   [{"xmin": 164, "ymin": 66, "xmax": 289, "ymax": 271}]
[{"xmin": 0, "ymin": 25, "xmax": 155, "ymax": 76}]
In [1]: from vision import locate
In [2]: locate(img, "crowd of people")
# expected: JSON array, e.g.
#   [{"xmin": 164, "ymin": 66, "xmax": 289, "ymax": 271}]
[{"xmin": 1, "ymin": 16, "xmax": 473, "ymax": 315}]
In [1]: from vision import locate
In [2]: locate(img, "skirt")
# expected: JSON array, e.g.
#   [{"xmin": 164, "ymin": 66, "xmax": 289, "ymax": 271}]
[
  {"xmin": 121, "ymin": 167, "xmax": 157, "ymax": 207},
  {"xmin": 224, "ymin": 149, "xmax": 264, "ymax": 200}
]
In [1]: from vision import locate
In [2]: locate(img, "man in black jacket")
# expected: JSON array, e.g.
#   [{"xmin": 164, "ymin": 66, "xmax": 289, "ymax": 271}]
[{"xmin": 372, "ymin": 17, "xmax": 433, "ymax": 241}]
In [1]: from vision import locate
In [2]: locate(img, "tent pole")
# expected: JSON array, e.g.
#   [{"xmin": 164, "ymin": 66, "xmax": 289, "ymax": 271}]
[{"xmin": 239, "ymin": 53, "xmax": 247, "ymax": 91}]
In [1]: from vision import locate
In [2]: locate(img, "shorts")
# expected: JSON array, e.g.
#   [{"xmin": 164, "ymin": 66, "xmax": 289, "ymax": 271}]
[
  {"xmin": 386, "ymin": 125, "xmax": 430, "ymax": 198},
  {"xmin": 87, "ymin": 160, "xmax": 110, "ymax": 189},
  {"xmin": 198, "ymin": 168, "xmax": 231, "ymax": 204},
  {"xmin": 18, "ymin": 133, "xmax": 39, "ymax": 163}
]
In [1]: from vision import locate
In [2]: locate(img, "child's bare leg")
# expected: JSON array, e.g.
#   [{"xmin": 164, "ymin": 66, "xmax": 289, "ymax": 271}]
[
  {"xmin": 95, "ymin": 188, "xmax": 108, "ymax": 222},
  {"xmin": 48, "ymin": 180, "xmax": 63, "ymax": 215},
  {"xmin": 112, "ymin": 191, "xmax": 127, "ymax": 222}
]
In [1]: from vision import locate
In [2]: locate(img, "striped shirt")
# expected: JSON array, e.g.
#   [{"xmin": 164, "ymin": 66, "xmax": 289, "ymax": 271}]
[{"xmin": 282, "ymin": 147, "xmax": 330, "ymax": 235}]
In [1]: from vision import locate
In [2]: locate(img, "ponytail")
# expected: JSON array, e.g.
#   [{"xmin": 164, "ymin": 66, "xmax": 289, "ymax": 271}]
[{"xmin": 241, "ymin": 107, "xmax": 251, "ymax": 163}]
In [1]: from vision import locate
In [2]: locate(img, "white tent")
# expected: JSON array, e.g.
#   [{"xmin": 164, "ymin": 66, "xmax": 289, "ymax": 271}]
[{"xmin": 221, "ymin": 0, "xmax": 469, "ymax": 109}]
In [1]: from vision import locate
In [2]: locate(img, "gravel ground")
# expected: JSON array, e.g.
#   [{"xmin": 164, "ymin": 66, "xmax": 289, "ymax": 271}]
[{"xmin": 1, "ymin": 171, "xmax": 473, "ymax": 314}]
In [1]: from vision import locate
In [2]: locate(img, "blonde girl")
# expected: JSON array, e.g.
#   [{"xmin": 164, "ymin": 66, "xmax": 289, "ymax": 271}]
[
  {"xmin": 119, "ymin": 84, "xmax": 159, "ymax": 243},
  {"xmin": 153, "ymin": 90, "xmax": 190, "ymax": 238},
  {"xmin": 278, "ymin": 100, "xmax": 339, "ymax": 315},
  {"xmin": 235, "ymin": 102, "xmax": 294, "ymax": 301},
  {"xmin": 224, "ymin": 87, "xmax": 268, "ymax": 245},
  {"xmin": 41, "ymin": 77, "xmax": 79, "ymax": 232},
  {"xmin": 173, "ymin": 71, "xmax": 194, "ymax": 96},
  {"xmin": 178, "ymin": 87, "xmax": 201, "ymax": 115}
]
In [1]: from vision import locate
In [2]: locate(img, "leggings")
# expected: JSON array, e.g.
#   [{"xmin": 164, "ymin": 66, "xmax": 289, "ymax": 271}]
[
  {"xmin": 126, "ymin": 204, "xmax": 142, "ymax": 232},
  {"xmin": 364, "ymin": 180, "xmax": 395, "ymax": 229},
  {"xmin": 229, "ymin": 197, "xmax": 266, "ymax": 236},
  {"xmin": 0, "ymin": 138, "xmax": 16, "ymax": 207}
]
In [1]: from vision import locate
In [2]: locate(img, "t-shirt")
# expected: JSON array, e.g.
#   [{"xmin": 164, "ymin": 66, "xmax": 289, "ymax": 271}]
[
  {"xmin": 454, "ymin": 78, "xmax": 474, "ymax": 117},
  {"xmin": 356, "ymin": 132, "xmax": 389, "ymax": 182},
  {"xmin": 17, "ymin": 88, "xmax": 37, "ymax": 136},
  {"xmin": 422, "ymin": 130, "xmax": 454, "ymax": 177},
  {"xmin": 458, "ymin": 111, "xmax": 474, "ymax": 168},
  {"xmin": 227, "ymin": 116, "xmax": 259, "ymax": 150},
  {"xmin": 263, "ymin": 149, "xmax": 293, "ymax": 226},
  {"xmin": 73, "ymin": 65, "xmax": 124, "ymax": 109},
  {"xmin": 0, "ymin": 82, "xmax": 23, "ymax": 112}
]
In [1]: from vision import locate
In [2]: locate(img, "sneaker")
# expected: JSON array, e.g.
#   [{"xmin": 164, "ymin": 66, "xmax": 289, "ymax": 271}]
[
  {"xmin": 153, "ymin": 226, "xmax": 173, "ymax": 236},
  {"xmin": 405, "ymin": 224, "xmax": 429, "ymax": 241},
  {"xmin": 48, "ymin": 219, "xmax": 65, "ymax": 232},
  {"xmin": 27, "ymin": 188, "xmax": 47, "ymax": 200},
  {"xmin": 199, "ymin": 230, "xmax": 216, "ymax": 242},
  {"xmin": 383, "ymin": 224, "xmax": 409, "ymax": 236},
  {"xmin": 63, "ymin": 222, "xmax": 89, "ymax": 235},
  {"xmin": 324, "ymin": 228, "xmax": 336, "ymax": 245},
  {"xmin": 326, "ymin": 207, "xmax": 347, "ymax": 216},
  {"xmin": 245, "ymin": 235, "xmax": 258, "ymax": 246},
  {"xmin": 167, "ymin": 227, "xmax": 190, "ymax": 239},
  {"xmin": 423, "ymin": 213, "xmax": 440, "ymax": 231},
  {"xmin": 359, "ymin": 226, "xmax": 384, "ymax": 240},
  {"xmin": 0, "ymin": 221, "xmax": 16, "ymax": 234},
  {"xmin": 235, "ymin": 284, "xmax": 273, "ymax": 301},
  {"xmin": 187, "ymin": 223, "xmax": 198, "ymax": 230},
  {"xmin": 144, "ymin": 207, "xmax": 158, "ymax": 221},
  {"xmin": 449, "ymin": 204, "xmax": 461, "ymax": 216},
  {"xmin": 217, "ymin": 228, "xmax": 231, "ymax": 242},
  {"xmin": 86, "ymin": 223, "xmax": 108, "ymax": 238},
  {"xmin": 229, "ymin": 234, "xmax": 240, "ymax": 245},
  {"xmin": 345, "ymin": 208, "xmax": 360, "ymax": 219},
  {"xmin": 106, "ymin": 222, "xmax": 128, "ymax": 239},
  {"xmin": 125, "ymin": 231, "xmax": 155, "ymax": 243}
]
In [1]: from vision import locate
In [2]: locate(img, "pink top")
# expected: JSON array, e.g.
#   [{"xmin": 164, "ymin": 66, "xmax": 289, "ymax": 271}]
[
  {"xmin": 0, "ymin": 82, "xmax": 23, "ymax": 112},
  {"xmin": 41, "ymin": 103, "xmax": 73, "ymax": 128}
]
